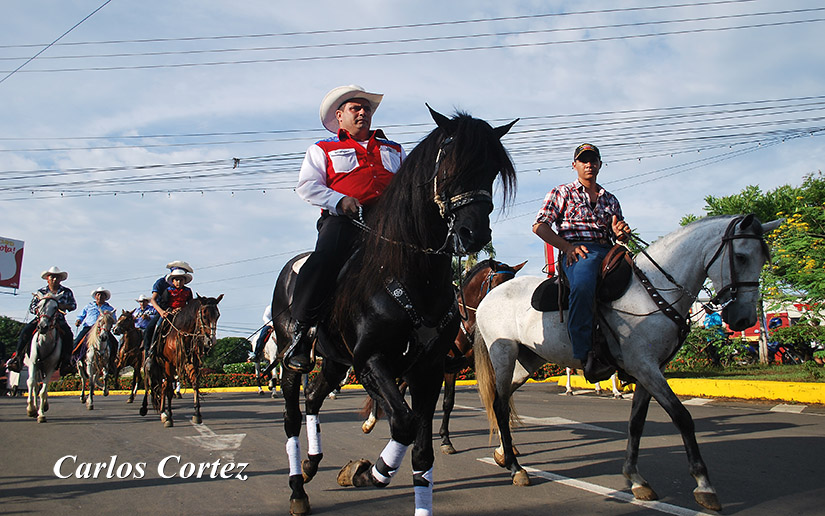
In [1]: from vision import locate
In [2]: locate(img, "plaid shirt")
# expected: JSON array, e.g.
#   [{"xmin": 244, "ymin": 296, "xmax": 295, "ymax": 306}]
[
  {"xmin": 535, "ymin": 180, "xmax": 623, "ymax": 242},
  {"xmin": 29, "ymin": 286, "xmax": 76, "ymax": 318}
]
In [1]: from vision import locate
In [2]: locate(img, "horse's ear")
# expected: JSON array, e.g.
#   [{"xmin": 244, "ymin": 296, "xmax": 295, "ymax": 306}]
[
  {"xmin": 739, "ymin": 214, "xmax": 756, "ymax": 231},
  {"xmin": 512, "ymin": 260, "xmax": 528, "ymax": 272},
  {"xmin": 762, "ymin": 218, "xmax": 784, "ymax": 235},
  {"xmin": 216, "ymin": 294, "xmax": 224, "ymax": 303},
  {"xmin": 493, "ymin": 118, "xmax": 519, "ymax": 139},
  {"xmin": 427, "ymin": 103, "xmax": 454, "ymax": 133}
]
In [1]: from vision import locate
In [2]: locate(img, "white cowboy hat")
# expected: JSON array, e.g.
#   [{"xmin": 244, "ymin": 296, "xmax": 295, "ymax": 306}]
[
  {"xmin": 166, "ymin": 268, "xmax": 193, "ymax": 285},
  {"xmin": 319, "ymin": 84, "xmax": 383, "ymax": 133},
  {"xmin": 41, "ymin": 266, "xmax": 68, "ymax": 281},
  {"xmin": 136, "ymin": 294, "xmax": 150, "ymax": 302},
  {"xmin": 91, "ymin": 287, "xmax": 111, "ymax": 301},
  {"xmin": 165, "ymin": 260, "xmax": 194, "ymax": 273}
]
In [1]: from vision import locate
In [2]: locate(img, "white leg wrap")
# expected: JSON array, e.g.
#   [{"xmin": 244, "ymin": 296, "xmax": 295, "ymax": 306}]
[
  {"xmin": 286, "ymin": 436, "xmax": 302, "ymax": 476},
  {"xmin": 371, "ymin": 439, "xmax": 408, "ymax": 485},
  {"xmin": 306, "ymin": 414, "xmax": 322, "ymax": 455},
  {"xmin": 413, "ymin": 467, "xmax": 434, "ymax": 516}
]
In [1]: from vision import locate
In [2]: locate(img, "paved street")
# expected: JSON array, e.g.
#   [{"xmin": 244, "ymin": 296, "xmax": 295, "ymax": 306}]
[{"xmin": 1, "ymin": 383, "xmax": 823, "ymax": 515}]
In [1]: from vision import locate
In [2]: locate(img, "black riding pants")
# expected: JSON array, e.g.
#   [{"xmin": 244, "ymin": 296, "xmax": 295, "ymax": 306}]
[
  {"xmin": 291, "ymin": 211, "xmax": 362, "ymax": 325},
  {"xmin": 16, "ymin": 318, "xmax": 72, "ymax": 358}
]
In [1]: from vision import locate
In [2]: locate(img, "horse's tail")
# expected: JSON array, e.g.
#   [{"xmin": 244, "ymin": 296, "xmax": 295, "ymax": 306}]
[{"xmin": 473, "ymin": 328, "xmax": 499, "ymax": 440}]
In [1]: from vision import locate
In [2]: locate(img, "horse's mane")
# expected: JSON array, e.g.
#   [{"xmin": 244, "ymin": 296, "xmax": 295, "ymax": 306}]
[
  {"xmin": 646, "ymin": 215, "xmax": 742, "ymax": 254},
  {"xmin": 169, "ymin": 298, "xmax": 202, "ymax": 332},
  {"xmin": 336, "ymin": 113, "xmax": 517, "ymax": 314},
  {"xmin": 461, "ymin": 259, "xmax": 497, "ymax": 287},
  {"xmin": 87, "ymin": 311, "xmax": 114, "ymax": 347}
]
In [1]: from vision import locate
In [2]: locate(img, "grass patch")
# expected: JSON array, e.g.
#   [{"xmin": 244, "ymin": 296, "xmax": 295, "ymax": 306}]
[{"xmin": 665, "ymin": 363, "xmax": 825, "ymax": 382}]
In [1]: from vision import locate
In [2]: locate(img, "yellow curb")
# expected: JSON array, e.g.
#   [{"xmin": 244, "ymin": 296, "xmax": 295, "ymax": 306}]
[{"xmin": 561, "ymin": 376, "xmax": 825, "ymax": 405}]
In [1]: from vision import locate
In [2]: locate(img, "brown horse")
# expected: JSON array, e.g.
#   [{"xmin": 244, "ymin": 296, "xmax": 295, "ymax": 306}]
[
  {"xmin": 141, "ymin": 294, "xmax": 222, "ymax": 427},
  {"xmin": 113, "ymin": 310, "xmax": 144, "ymax": 404},
  {"xmin": 361, "ymin": 258, "xmax": 526, "ymax": 455}
]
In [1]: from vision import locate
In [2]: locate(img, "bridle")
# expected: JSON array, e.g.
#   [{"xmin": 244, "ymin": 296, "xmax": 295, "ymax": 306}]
[
  {"xmin": 351, "ymin": 134, "xmax": 496, "ymax": 256},
  {"xmin": 703, "ymin": 216, "xmax": 768, "ymax": 309},
  {"xmin": 36, "ymin": 297, "xmax": 61, "ymax": 334}
]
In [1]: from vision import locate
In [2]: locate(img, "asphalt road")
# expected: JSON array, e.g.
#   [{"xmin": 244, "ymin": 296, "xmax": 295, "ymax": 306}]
[{"xmin": 1, "ymin": 383, "xmax": 823, "ymax": 515}]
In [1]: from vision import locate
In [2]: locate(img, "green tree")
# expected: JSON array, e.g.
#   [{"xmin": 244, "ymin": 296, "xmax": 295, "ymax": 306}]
[
  {"xmin": 203, "ymin": 336, "xmax": 250, "ymax": 371},
  {"xmin": 684, "ymin": 171, "xmax": 825, "ymax": 306},
  {"xmin": 452, "ymin": 241, "xmax": 496, "ymax": 285},
  {"xmin": 1, "ymin": 315, "xmax": 24, "ymax": 359}
]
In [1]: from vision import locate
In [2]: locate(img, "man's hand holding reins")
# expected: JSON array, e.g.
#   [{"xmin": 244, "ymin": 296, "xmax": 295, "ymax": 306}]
[
  {"xmin": 337, "ymin": 196, "xmax": 362, "ymax": 217},
  {"xmin": 612, "ymin": 215, "xmax": 631, "ymax": 243}
]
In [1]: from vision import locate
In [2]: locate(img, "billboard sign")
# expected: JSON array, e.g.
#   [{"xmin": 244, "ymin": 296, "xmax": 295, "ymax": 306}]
[{"xmin": 0, "ymin": 236, "xmax": 24, "ymax": 289}]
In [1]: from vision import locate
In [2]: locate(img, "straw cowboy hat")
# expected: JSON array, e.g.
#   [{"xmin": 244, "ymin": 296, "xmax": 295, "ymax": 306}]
[
  {"xmin": 40, "ymin": 266, "xmax": 68, "ymax": 281},
  {"xmin": 136, "ymin": 294, "xmax": 150, "ymax": 302},
  {"xmin": 166, "ymin": 268, "xmax": 193, "ymax": 285},
  {"xmin": 319, "ymin": 84, "xmax": 383, "ymax": 133},
  {"xmin": 165, "ymin": 260, "xmax": 194, "ymax": 273},
  {"xmin": 91, "ymin": 287, "xmax": 111, "ymax": 301}
]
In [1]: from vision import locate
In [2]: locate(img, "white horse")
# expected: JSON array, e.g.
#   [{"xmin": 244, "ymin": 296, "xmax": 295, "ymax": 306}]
[
  {"xmin": 78, "ymin": 311, "xmax": 115, "ymax": 410},
  {"xmin": 474, "ymin": 215, "xmax": 780, "ymax": 512},
  {"xmin": 25, "ymin": 292, "xmax": 63, "ymax": 423},
  {"xmin": 250, "ymin": 325, "xmax": 281, "ymax": 398}
]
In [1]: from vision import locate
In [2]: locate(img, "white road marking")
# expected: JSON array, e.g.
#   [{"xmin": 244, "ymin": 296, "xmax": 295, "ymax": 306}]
[
  {"xmin": 175, "ymin": 422, "xmax": 246, "ymax": 460},
  {"xmin": 455, "ymin": 404, "xmax": 623, "ymax": 434},
  {"xmin": 682, "ymin": 398, "xmax": 714, "ymax": 406},
  {"xmin": 477, "ymin": 457, "xmax": 716, "ymax": 516},
  {"xmin": 770, "ymin": 403, "xmax": 806, "ymax": 413}
]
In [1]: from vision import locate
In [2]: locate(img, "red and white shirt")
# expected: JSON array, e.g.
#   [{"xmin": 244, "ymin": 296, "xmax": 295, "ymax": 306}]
[{"xmin": 296, "ymin": 128, "xmax": 405, "ymax": 214}]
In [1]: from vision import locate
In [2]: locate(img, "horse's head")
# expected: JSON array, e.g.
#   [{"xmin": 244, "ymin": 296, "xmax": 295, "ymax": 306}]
[
  {"xmin": 427, "ymin": 106, "xmax": 518, "ymax": 255},
  {"xmin": 34, "ymin": 292, "xmax": 60, "ymax": 334},
  {"xmin": 113, "ymin": 309, "xmax": 133, "ymax": 336},
  {"xmin": 196, "ymin": 293, "xmax": 223, "ymax": 351},
  {"xmin": 705, "ymin": 214, "xmax": 782, "ymax": 330},
  {"xmin": 462, "ymin": 259, "xmax": 527, "ymax": 307},
  {"xmin": 95, "ymin": 310, "xmax": 116, "ymax": 340}
]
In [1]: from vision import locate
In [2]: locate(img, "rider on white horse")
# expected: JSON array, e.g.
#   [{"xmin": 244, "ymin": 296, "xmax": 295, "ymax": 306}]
[
  {"xmin": 74, "ymin": 287, "xmax": 117, "ymax": 367},
  {"xmin": 532, "ymin": 143, "xmax": 631, "ymax": 383},
  {"xmin": 7, "ymin": 266, "xmax": 76, "ymax": 374}
]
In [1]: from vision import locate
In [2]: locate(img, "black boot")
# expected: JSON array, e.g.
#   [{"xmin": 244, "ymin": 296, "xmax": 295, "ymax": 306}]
[
  {"xmin": 582, "ymin": 350, "xmax": 613, "ymax": 384},
  {"xmin": 283, "ymin": 323, "xmax": 314, "ymax": 373}
]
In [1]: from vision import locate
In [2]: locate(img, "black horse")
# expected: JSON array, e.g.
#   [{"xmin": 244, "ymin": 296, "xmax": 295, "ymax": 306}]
[{"xmin": 270, "ymin": 106, "xmax": 517, "ymax": 516}]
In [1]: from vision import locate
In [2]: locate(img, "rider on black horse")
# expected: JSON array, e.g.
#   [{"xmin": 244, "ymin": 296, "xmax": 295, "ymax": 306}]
[{"xmin": 283, "ymin": 84, "xmax": 405, "ymax": 373}]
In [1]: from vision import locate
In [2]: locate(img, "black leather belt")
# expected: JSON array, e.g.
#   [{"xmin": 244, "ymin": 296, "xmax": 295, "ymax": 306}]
[{"xmin": 567, "ymin": 238, "xmax": 611, "ymax": 245}]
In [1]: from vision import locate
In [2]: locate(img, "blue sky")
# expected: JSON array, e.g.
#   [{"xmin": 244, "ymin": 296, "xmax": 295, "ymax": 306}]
[{"xmin": 1, "ymin": 0, "xmax": 823, "ymax": 338}]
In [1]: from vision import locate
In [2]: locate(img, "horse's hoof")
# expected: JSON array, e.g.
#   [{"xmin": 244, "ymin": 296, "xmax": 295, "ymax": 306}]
[
  {"xmin": 440, "ymin": 444, "xmax": 457, "ymax": 455},
  {"xmin": 494, "ymin": 449, "xmax": 506, "ymax": 467},
  {"xmin": 565, "ymin": 390, "xmax": 573, "ymax": 396},
  {"xmin": 361, "ymin": 421, "xmax": 375, "ymax": 434},
  {"xmin": 694, "ymin": 490, "xmax": 722, "ymax": 511},
  {"xmin": 164, "ymin": 419, "xmax": 174, "ymax": 428},
  {"xmin": 289, "ymin": 495, "xmax": 311, "ymax": 516},
  {"xmin": 27, "ymin": 409, "xmax": 36, "ymax": 418},
  {"xmin": 302, "ymin": 459, "xmax": 319, "ymax": 483},
  {"xmin": 192, "ymin": 415, "xmax": 202, "ymax": 425},
  {"xmin": 103, "ymin": 391, "xmax": 109, "ymax": 397},
  {"xmin": 87, "ymin": 404, "xmax": 94, "ymax": 411},
  {"xmin": 37, "ymin": 415, "xmax": 47, "ymax": 423},
  {"xmin": 139, "ymin": 407, "xmax": 147, "ymax": 416},
  {"xmin": 160, "ymin": 412, "xmax": 168, "ymax": 422},
  {"xmin": 512, "ymin": 469, "xmax": 530, "ymax": 486},
  {"xmin": 258, "ymin": 390, "xmax": 264, "ymax": 396},
  {"xmin": 126, "ymin": 398, "xmax": 133, "ymax": 404},
  {"xmin": 631, "ymin": 484, "xmax": 659, "ymax": 501},
  {"xmin": 176, "ymin": 392, "xmax": 182, "ymax": 399},
  {"xmin": 337, "ymin": 459, "xmax": 372, "ymax": 487}
]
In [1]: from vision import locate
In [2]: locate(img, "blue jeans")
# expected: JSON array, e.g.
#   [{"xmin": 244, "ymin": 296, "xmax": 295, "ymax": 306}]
[{"xmin": 560, "ymin": 242, "xmax": 611, "ymax": 361}]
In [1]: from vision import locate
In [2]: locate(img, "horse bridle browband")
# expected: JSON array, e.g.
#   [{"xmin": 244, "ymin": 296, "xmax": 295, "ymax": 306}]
[{"xmin": 703, "ymin": 216, "xmax": 766, "ymax": 309}]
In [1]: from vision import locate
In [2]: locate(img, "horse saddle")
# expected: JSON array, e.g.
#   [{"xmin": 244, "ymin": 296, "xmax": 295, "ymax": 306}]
[{"xmin": 531, "ymin": 244, "xmax": 633, "ymax": 312}]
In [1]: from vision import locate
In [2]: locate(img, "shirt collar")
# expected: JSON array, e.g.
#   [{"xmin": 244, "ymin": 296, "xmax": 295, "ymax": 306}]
[{"xmin": 336, "ymin": 128, "xmax": 386, "ymax": 142}]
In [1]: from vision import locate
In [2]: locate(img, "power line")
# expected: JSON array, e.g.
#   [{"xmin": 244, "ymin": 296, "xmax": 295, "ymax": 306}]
[
  {"xmin": 0, "ymin": 0, "xmax": 760, "ymax": 50},
  {"xmin": 0, "ymin": 0, "xmax": 113, "ymax": 85},
  {"xmin": 4, "ymin": 16, "xmax": 823, "ymax": 73}
]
